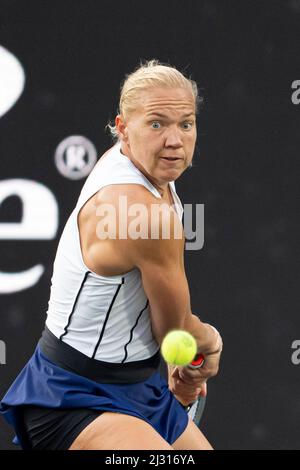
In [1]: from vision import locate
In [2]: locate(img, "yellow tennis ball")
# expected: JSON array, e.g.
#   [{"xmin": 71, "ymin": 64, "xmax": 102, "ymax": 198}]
[{"xmin": 161, "ymin": 330, "xmax": 197, "ymax": 366}]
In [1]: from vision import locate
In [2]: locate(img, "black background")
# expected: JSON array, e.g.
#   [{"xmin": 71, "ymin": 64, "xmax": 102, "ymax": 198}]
[{"xmin": 0, "ymin": 0, "xmax": 299, "ymax": 449}]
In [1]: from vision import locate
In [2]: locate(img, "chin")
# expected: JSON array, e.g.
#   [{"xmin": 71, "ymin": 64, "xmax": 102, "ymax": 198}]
[{"xmin": 159, "ymin": 172, "xmax": 181, "ymax": 183}]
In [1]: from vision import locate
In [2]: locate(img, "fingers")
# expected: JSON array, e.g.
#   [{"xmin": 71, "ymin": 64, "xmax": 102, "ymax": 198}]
[
  {"xmin": 173, "ymin": 385, "xmax": 202, "ymax": 406},
  {"xmin": 169, "ymin": 362, "xmax": 211, "ymax": 405},
  {"xmin": 178, "ymin": 367, "xmax": 203, "ymax": 383},
  {"xmin": 172, "ymin": 374, "xmax": 204, "ymax": 400},
  {"xmin": 170, "ymin": 372, "xmax": 206, "ymax": 405}
]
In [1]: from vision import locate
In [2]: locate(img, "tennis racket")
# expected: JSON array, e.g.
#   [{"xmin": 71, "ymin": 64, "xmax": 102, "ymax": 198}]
[{"xmin": 186, "ymin": 395, "xmax": 206, "ymax": 427}]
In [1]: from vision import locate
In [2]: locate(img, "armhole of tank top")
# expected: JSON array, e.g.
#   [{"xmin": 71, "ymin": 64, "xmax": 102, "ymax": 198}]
[{"xmin": 74, "ymin": 192, "xmax": 124, "ymax": 284}]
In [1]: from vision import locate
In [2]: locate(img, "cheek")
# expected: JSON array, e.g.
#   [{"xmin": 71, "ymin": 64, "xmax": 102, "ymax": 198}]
[
  {"xmin": 135, "ymin": 133, "xmax": 160, "ymax": 154},
  {"xmin": 184, "ymin": 138, "xmax": 196, "ymax": 161},
  {"xmin": 127, "ymin": 129, "xmax": 143, "ymax": 151},
  {"xmin": 186, "ymin": 133, "xmax": 197, "ymax": 150}
]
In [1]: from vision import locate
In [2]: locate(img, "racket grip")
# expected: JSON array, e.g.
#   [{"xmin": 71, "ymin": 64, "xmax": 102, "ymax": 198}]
[{"xmin": 188, "ymin": 353, "xmax": 205, "ymax": 369}]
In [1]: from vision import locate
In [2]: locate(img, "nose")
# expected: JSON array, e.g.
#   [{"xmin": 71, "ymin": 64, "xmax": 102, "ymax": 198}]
[{"xmin": 164, "ymin": 125, "xmax": 183, "ymax": 148}]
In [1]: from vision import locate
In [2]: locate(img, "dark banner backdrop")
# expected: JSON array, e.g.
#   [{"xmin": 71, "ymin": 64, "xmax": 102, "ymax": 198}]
[{"xmin": 0, "ymin": 0, "xmax": 299, "ymax": 450}]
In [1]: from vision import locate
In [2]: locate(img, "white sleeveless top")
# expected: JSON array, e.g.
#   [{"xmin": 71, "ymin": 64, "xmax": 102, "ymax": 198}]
[{"xmin": 46, "ymin": 143, "xmax": 184, "ymax": 363}]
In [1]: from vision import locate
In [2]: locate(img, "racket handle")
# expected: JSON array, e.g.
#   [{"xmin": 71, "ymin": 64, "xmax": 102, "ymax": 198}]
[{"xmin": 188, "ymin": 353, "xmax": 205, "ymax": 369}]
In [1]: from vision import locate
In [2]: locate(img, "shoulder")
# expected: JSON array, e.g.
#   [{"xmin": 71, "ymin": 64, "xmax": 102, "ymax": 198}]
[
  {"xmin": 95, "ymin": 183, "xmax": 175, "ymax": 225},
  {"xmin": 95, "ymin": 183, "xmax": 157, "ymax": 205},
  {"xmin": 94, "ymin": 184, "xmax": 184, "ymax": 261}
]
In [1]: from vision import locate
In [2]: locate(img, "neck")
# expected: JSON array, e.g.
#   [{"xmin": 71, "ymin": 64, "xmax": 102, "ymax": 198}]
[
  {"xmin": 119, "ymin": 143, "xmax": 169, "ymax": 195},
  {"xmin": 151, "ymin": 181, "xmax": 167, "ymax": 197}
]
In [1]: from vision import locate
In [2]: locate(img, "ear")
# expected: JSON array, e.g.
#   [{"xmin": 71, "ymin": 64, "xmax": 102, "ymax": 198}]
[{"xmin": 115, "ymin": 115, "xmax": 128, "ymax": 142}]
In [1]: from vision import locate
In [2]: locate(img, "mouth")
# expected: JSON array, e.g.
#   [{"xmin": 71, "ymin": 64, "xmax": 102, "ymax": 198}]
[{"xmin": 160, "ymin": 156, "xmax": 183, "ymax": 162}]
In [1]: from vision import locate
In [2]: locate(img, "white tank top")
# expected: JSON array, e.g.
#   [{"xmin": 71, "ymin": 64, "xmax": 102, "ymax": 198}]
[{"xmin": 46, "ymin": 143, "xmax": 184, "ymax": 363}]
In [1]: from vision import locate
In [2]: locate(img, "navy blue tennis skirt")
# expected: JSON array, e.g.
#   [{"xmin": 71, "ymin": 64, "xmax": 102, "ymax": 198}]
[{"xmin": 0, "ymin": 346, "xmax": 188, "ymax": 449}]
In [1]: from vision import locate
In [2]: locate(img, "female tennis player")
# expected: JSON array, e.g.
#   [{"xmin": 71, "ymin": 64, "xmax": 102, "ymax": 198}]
[{"xmin": 0, "ymin": 59, "xmax": 222, "ymax": 450}]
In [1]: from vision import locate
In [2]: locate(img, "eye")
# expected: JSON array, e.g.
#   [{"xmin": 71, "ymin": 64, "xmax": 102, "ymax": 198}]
[
  {"xmin": 181, "ymin": 121, "xmax": 194, "ymax": 130},
  {"xmin": 151, "ymin": 121, "xmax": 161, "ymax": 129}
]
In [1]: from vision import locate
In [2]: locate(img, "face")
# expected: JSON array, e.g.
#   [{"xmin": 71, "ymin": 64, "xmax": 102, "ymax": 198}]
[{"xmin": 116, "ymin": 87, "xmax": 197, "ymax": 189}]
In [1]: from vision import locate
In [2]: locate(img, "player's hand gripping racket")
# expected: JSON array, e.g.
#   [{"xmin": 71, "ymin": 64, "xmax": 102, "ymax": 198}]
[{"xmin": 160, "ymin": 330, "xmax": 206, "ymax": 428}]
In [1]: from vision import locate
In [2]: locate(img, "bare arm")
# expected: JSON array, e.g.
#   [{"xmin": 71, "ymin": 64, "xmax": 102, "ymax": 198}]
[
  {"xmin": 127, "ymin": 199, "xmax": 218, "ymax": 354},
  {"xmin": 125, "ymin": 196, "xmax": 222, "ymax": 405}
]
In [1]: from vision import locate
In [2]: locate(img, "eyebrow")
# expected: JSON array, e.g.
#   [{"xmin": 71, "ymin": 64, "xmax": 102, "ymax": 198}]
[{"xmin": 146, "ymin": 112, "xmax": 195, "ymax": 119}]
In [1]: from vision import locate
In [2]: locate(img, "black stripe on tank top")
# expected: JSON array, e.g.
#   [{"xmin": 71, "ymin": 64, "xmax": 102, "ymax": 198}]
[
  {"xmin": 91, "ymin": 277, "xmax": 125, "ymax": 359},
  {"xmin": 121, "ymin": 299, "xmax": 149, "ymax": 363},
  {"xmin": 59, "ymin": 271, "xmax": 90, "ymax": 341}
]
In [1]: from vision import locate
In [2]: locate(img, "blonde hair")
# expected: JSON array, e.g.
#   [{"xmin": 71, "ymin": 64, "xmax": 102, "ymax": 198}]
[{"xmin": 106, "ymin": 59, "xmax": 201, "ymax": 141}]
